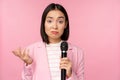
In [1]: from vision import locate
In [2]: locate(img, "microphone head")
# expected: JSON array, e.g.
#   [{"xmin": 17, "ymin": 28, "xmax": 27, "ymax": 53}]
[{"xmin": 60, "ymin": 41, "xmax": 68, "ymax": 51}]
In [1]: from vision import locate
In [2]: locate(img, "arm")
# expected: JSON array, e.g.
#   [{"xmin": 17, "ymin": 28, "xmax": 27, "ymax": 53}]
[
  {"xmin": 21, "ymin": 46, "xmax": 35, "ymax": 80},
  {"xmin": 12, "ymin": 46, "xmax": 34, "ymax": 80},
  {"xmin": 22, "ymin": 63, "xmax": 34, "ymax": 80}
]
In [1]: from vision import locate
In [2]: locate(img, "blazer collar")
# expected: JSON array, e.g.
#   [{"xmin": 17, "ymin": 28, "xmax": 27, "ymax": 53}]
[{"xmin": 37, "ymin": 41, "xmax": 73, "ymax": 50}]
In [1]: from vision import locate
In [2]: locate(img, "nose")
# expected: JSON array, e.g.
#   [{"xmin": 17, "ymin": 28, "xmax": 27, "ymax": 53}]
[{"xmin": 52, "ymin": 21, "xmax": 58, "ymax": 29}]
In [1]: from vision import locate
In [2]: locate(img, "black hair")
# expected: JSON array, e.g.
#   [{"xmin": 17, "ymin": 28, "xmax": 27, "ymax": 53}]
[{"xmin": 40, "ymin": 3, "xmax": 69, "ymax": 44}]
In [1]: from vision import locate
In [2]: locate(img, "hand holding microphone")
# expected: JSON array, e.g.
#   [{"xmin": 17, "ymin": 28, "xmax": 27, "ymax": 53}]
[{"xmin": 60, "ymin": 42, "xmax": 72, "ymax": 80}]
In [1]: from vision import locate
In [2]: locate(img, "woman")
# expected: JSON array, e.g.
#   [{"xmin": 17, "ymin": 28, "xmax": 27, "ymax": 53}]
[{"xmin": 12, "ymin": 3, "xmax": 84, "ymax": 80}]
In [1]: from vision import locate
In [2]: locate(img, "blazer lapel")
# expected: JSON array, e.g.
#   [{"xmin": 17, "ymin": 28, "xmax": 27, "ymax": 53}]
[{"xmin": 35, "ymin": 41, "xmax": 51, "ymax": 80}]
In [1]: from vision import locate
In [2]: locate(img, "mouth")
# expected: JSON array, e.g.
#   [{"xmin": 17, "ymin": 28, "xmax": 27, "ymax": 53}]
[{"xmin": 51, "ymin": 31, "xmax": 58, "ymax": 35}]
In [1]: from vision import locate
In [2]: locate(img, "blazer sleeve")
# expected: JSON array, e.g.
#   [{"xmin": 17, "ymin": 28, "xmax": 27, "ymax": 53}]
[
  {"xmin": 67, "ymin": 46, "xmax": 84, "ymax": 80},
  {"xmin": 21, "ymin": 44, "xmax": 35, "ymax": 80},
  {"xmin": 22, "ymin": 64, "xmax": 33, "ymax": 80}
]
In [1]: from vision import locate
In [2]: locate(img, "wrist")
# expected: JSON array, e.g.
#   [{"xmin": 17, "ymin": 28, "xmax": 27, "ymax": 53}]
[{"xmin": 23, "ymin": 58, "xmax": 33, "ymax": 65}]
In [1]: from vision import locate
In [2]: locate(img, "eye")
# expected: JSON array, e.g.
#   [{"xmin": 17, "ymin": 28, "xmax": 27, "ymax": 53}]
[
  {"xmin": 47, "ymin": 20, "xmax": 52, "ymax": 23},
  {"xmin": 58, "ymin": 20, "xmax": 64, "ymax": 24}
]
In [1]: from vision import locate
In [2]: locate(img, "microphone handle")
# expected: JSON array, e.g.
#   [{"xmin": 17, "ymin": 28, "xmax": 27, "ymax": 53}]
[
  {"xmin": 61, "ymin": 69, "xmax": 66, "ymax": 80},
  {"xmin": 61, "ymin": 51, "xmax": 67, "ymax": 80}
]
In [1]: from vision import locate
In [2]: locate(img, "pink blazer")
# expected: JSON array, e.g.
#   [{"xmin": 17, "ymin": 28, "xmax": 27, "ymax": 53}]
[{"xmin": 22, "ymin": 41, "xmax": 84, "ymax": 80}]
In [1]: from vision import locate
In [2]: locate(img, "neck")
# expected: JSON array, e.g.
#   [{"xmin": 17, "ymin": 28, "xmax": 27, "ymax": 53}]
[{"xmin": 49, "ymin": 38, "xmax": 61, "ymax": 44}]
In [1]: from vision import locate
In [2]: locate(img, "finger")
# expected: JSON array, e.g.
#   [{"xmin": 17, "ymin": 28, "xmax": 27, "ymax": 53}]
[
  {"xmin": 12, "ymin": 51, "xmax": 18, "ymax": 56},
  {"xmin": 60, "ymin": 63, "xmax": 68, "ymax": 67},
  {"xmin": 61, "ymin": 58, "xmax": 69, "ymax": 62},
  {"xmin": 12, "ymin": 48, "xmax": 21, "ymax": 57},
  {"xmin": 59, "ymin": 64, "xmax": 68, "ymax": 70},
  {"xmin": 60, "ymin": 59, "xmax": 70, "ymax": 64},
  {"xmin": 12, "ymin": 48, "xmax": 18, "ymax": 53},
  {"xmin": 12, "ymin": 48, "xmax": 19, "ymax": 54},
  {"xmin": 22, "ymin": 48, "xmax": 27, "ymax": 57},
  {"xmin": 24, "ymin": 49, "xmax": 30, "ymax": 57},
  {"xmin": 60, "ymin": 60, "xmax": 72, "ymax": 69},
  {"xmin": 60, "ymin": 59, "xmax": 69, "ymax": 64},
  {"xmin": 12, "ymin": 50, "xmax": 15, "ymax": 54},
  {"xmin": 26, "ymin": 49, "xmax": 29, "ymax": 56},
  {"xmin": 60, "ymin": 61, "xmax": 68, "ymax": 65}
]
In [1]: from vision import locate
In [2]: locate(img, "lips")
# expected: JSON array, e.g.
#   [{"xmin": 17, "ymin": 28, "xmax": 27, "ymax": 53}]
[{"xmin": 51, "ymin": 31, "xmax": 58, "ymax": 35}]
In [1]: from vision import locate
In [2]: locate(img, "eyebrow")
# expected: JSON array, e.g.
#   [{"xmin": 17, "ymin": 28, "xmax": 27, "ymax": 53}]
[{"xmin": 46, "ymin": 16, "xmax": 65, "ymax": 19}]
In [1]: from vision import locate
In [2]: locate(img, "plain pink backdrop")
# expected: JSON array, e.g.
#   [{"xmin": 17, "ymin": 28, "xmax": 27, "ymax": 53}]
[{"xmin": 0, "ymin": 0, "xmax": 120, "ymax": 80}]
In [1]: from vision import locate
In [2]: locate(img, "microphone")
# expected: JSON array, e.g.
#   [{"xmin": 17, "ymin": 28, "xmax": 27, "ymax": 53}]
[{"xmin": 60, "ymin": 41, "xmax": 68, "ymax": 80}]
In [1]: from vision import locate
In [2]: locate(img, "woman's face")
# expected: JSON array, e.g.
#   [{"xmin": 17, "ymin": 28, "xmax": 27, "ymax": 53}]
[{"xmin": 45, "ymin": 9, "xmax": 66, "ymax": 43}]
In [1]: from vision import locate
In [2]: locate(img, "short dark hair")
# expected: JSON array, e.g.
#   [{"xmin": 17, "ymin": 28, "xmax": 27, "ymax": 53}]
[{"xmin": 40, "ymin": 3, "xmax": 69, "ymax": 44}]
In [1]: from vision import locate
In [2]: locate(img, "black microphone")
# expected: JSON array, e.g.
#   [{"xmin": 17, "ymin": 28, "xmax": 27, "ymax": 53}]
[{"xmin": 60, "ymin": 41, "xmax": 68, "ymax": 80}]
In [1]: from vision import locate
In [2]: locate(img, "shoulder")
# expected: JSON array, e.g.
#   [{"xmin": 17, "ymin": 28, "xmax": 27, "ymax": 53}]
[
  {"xmin": 26, "ymin": 41, "xmax": 45, "ymax": 49},
  {"xmin": 67, "ymin": 42, "xmax": 84, "ymax": 58},
  {"xmin": 25, "ymin": 41, "xmax": 45, "ymax": 57},
  {"xmin": 68, "ymin": 42, "xmax": 83, "ymax": 52}
]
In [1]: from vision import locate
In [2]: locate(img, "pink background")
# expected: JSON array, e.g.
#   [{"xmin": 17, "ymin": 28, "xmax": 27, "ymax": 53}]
[{"xmin": 0, "ymin": 0, "xmax": 120, "ymax": 80}]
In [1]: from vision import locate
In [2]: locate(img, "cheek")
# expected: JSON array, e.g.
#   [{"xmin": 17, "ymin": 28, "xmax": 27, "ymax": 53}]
[
  {"xmin": 45, "ymin": 27, "xmax": 50, "ymax": 35},
  {"xmin": 44, "ymin": 27, "xmax": 49, "ymax": 36},
  {"xmin": 59, "ymin": 27, "xmax": 65, "ymax": 34},
  {"xmin": 45, "ymin": 23, "xmax": 50, "ymax": 32}
]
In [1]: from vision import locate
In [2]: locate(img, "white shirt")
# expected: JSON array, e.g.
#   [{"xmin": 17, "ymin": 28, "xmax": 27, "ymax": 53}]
[{"xmin": 46, "ymin": 41, "xmax": 62, "ymax": 80}]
